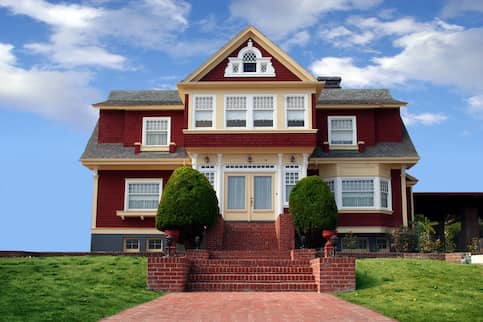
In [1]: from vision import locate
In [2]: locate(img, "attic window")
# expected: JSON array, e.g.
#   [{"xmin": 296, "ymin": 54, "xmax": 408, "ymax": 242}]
[{"xmin": 224, "ymin": 39, "xmax": 275, "ymax": 77}]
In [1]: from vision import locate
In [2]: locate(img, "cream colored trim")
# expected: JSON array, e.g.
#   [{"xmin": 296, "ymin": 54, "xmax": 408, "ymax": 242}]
[
  {"xmin": 140, "ymin": 145, "xmax": 169, "ymax": 152},
  {"xmin": 182, "ymin": 25, "xmax": 317, "ymax": 83},
  {"xmin": 81, "ymin": 158, "xmax": 190, "ymax": 170},
  {"xmin": 91, "ymin": 228, "xmax": 164, "ymax": 234},
  {"xmin": 116, "ymin": 210, "xmax": 156, "ymax": 220},
  {"xmin": 91, "ymin": 170, "xmax": 99, "ymax": 229},
  {"xmin": 337, "ymin": 226, "xmax": 395, "ymax": 234},
  {"xmin": 183, "ymin": 129, "xmax": 317, "ymax": 134},
  {"xmin": 179, "ymin": 81, "xmax": 320, "ymax": 91},
  {"xmin": 311, "ymin": 157, "xmax": 419, "ymax": 165},
  {"xmin": 338, "ymin": 209, "xmax": 393, "ymax": 215},
  {"xmin": 123, "ymin": 238, "xmax": 140, "ymax": 253},
  {"xmin": 329, "ymin": 145, "xmax": 358, "ymax": 150},
  {"xmin": 410, "ymin": 186, "xmax": 415, "ymax": 224},
  {"xmin": 316, "ymin": 103, "xmax": 407, "ymax": 109},
  {"xmin": 401, "ymin": 168, "xmax": 408, "ymax": 227},
  {"xmin": 186, "ymin": 147, "xmax": 314, "ymax": 156},
  {"xmin": 93, "ymin": 104, "xmax": 184, "ymax": 111}
]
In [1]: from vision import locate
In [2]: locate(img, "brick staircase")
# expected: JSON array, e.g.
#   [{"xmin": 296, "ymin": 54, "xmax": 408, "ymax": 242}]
[
  {"xmin": 186, "ymin": 250, "xmax": 317, "ymax": 292},
  {"xmin": 222, "ymin": 222, "xmax": 279, "ymax": 250}
]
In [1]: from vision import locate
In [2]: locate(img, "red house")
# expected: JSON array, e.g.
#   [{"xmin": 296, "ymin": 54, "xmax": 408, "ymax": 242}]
[{"xmin": 81, "ymin": 26, "xmax": 419, "ymax": 253}]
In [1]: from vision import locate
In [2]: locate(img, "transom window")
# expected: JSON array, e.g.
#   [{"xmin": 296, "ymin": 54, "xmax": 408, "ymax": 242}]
[
  {"xmin": 124, "ymin": 239, "xmax": 139, "ymax": 252},
  {"xmin": 125, "ymin": 179, "xmax": 162, "ymax": 211},
  {"xmin": 142, "ymin": 117, "xmax": 170, "ymax": 146},
  {"xmin": 225, "ymin": 95, "xmax": 275, "ymax": 128},
  {"xmin": 286, "ymin": 95, "xmax": 306, "ymax": 127},
  {"xmin": 328, "ymin": 116, "xmax": 356, "ymax": 146},
  {"xmin": 194, "ymin": 96, "xmax": 214, "ymax": 128}
]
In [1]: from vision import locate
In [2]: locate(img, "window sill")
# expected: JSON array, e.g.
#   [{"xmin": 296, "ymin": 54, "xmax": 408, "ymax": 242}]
[
  {"xmin": 140, "ymin": 145, "xmax": 169, "ymax": 152},
  {"xmin": 116, "ymin": 210, "xmax": 156, "ymax": 220},
  {"xmin": 329, "ymin": 144, "xmax": 358, "ymax": 150},
  {"xmin": 338, "ymin": 209, "xmax": 393, "ymax": 215},
  {"xmin": 183, "ymin": 129, "xmax": 317, "ymax": 134}
]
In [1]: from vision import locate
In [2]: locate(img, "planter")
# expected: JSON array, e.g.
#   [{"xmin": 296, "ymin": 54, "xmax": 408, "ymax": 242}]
[
  {"xmin": 322, "ymin": 230, "xmax": 337, "ymax": 240},
  {"xmin": 165, "ymin": 229, "xmax": 180, "ymax": 243},
  {"xmin": 322, "ymin": 230, "xmax": 337, "ymax": 258}
]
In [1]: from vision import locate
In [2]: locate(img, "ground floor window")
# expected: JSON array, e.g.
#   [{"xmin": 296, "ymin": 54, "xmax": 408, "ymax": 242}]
[
  {"xmin": 124, "ymin": 238, "xmax": 140, "ymax": 252},
  {"xmin": 124, "ymin": 179, "xmax": 162, "ymax": 211},
  {"xmin": 147, "ymin": 239, "xmax": 163, "ymax": 252},
  {"xmin": 376, "ymin": 238, "xmax": 388, "ymax": 251}
]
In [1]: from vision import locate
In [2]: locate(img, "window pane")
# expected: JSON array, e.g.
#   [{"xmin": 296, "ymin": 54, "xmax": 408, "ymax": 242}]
[
  {"xmin": 287, "ymin": 110, "xmax": 304, "ymax": 127},
  {"xmin": 243, "ymin": 63, "xmax": 256, "ymax": 72},
  {"xmin": 148, "ymin": 239, "xmax": 162, "ymax": 250},
  {"xmin": 127, "ymin": 182, "xmax": 160, "ymax": 210},
  {"xmin": 228, "ymin": 176, "xmax": 245, "ymax": 209},
  {"xmin": 342, "ymin": 179, "xmax": 374, "ymax": 207},
  {"xmin": 286, "ymin": 96, "xmax": 305, "ymax": 110},
  {"xmin": 195, "ymin": 111, "xmax": 213, "ymax": 127},
  {"xmin": 380, "ymin": 180, "xmax": 389, "ymax": 208},
  {"xmin": 330, "ymin": 130, "xmax": 353, "ymax": 144},
  {"xmin": 226, "ymin": 111, "xmax": 247, "ymax": 127},
  {"xmin": 202, "ymin": 172, "xmax": 215, "ymax": 186},
  {"xmin": 146, "ymin": 133, "xmax": 167, "ymax": 146},
  {"xmin": 254, "ymin": 176, "xmax": 272, "ymax": 210},
  {"xmin": 253, "ymin": 110, "xmax": 273, "ymax": 127},
  {"xmin": 285, "ymin": 171, "xmax": 299, "ymax": 203},
  {"xmin": 330, "ymin": 118, "xmax": 354, "ymax": 145},
  {"xmin": 126, "ymin": 239, "xmax": 139, "ymax": 249}
]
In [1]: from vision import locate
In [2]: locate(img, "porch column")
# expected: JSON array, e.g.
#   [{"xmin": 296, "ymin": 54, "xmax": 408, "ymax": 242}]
[
  {"xmin": 192, "ymin": 153, "xmax": 198, "ymax": 170},
  {"xmin": 216, "ymin": 153, "xmax": 224, "ymax": 214},
  {"xmin": 277, "ymin": 153, "xmax": 283, "ymax": 215},
  {"xmin": 91, "ymin": 170, "xmax": 99, "ymax": 229},
  {"xmin": 401, "ymin": 167, "xmax": 408, "ymax": 227},
  {"xmin": 301, "ymin": 153, "xmax": 309, "ymax": 178}
]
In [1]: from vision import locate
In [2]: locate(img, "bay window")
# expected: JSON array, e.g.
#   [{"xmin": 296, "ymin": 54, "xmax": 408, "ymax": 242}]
[
  {"xmin": 226, "ymin": 96, "xmax": 247, "ymax": 127},
  {"xmin": 342, "ymin": 179, "xmax": 374, "ymax": 207}
]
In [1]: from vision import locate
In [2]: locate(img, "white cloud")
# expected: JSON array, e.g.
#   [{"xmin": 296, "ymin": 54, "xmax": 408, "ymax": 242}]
[
  {"xmin": 401, "ymin": 110, "xmax": 448, "ymax": 126},
  {"xmin": 0, "ymin": 43, "xmax": 99, "ymax": 126},
  {"xmin": 281, "ymin": 31, "xmax": 310, "ymax": 50},
  {"xmin": 441, "ymin": 0, "xmax": 483, "ymax": 18},
  {"xmin": 229, "ymin": 0, "xmax": 382, "ymax": 39},
  {"xmin": 467, "ymin": 95, "xmax": 483, "ymax": 119}
]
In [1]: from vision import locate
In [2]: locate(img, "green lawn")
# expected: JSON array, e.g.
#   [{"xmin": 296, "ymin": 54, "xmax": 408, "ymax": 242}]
[
  {"xmin": 338, "ymin": 259, "xmax": 483, "ymax": 322},
  {"xmin": 0, "ymin": 256, "xmax": 160, "ymax": 322}
]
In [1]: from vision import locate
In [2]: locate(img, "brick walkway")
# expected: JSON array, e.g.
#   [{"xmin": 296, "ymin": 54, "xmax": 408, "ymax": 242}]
[{"xmin": 102, "ymin": 292, "xmax": 395, "ymax": 322}]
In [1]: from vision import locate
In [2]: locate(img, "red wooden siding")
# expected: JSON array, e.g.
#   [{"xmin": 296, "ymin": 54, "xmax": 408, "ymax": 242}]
[
  {"xmin": 315, "ymin": 108, "xmax": 402, "ymax": 146},
  {"xmin": 96, "ymin": 170, "xmax": 173, "ymax": 228},
  {"xmin": 184, "ymin": 133, "xmax": 316, "ymax": 147},
  {"xmin": 336, "ymin": 169, "xmax": 403, "ymax": 228},
  {"xmin": 98, "ymin": 110, "xmax": 184, "ymax": 147},
  {"xmin": 200, "ymin": 40, "xmax": 301, "ymax": 81}
]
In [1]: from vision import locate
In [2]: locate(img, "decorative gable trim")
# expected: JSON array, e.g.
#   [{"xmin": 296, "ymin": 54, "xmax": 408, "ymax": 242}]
[{"xmin": 224, "ymin": 39, "xmax": 275, "ymax": 77}]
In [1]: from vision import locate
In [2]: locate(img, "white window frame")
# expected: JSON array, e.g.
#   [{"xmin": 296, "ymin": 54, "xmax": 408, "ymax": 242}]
[
  {"xmin": 192, "ymin": 95, "xmax": 216, "ymax": 129},
  {"xmin": 199, "ymin": 164, "xmax": 216, "ymax": 187},
  {"xmin": 224, "ymin": 94, "xmax": 276, "ymax": 129},
  {"xmin": 142, "ymin": 117, "xmax": 171, "ymax": 147},
  {"xmin": 283, "ymin": 165, "xmax": 301, "ymax": 206},
  {"xmin": 325, "ymin": 177, "xmax": 392, "ymax": 211},
  {"xmin": 328, "ymin": 116, "xmax": 357, "ymax": 146},
  {"xmin": 124, "ymin": 179, "xmax": 163, "ymax": 211},
  {"xmin": 124, "ymin": 238, "xmax": 140, "ymax": 253},
  {"xmin": 146, "ymin": 238, "xmax": 163, "ymax": 253},
  {"xmin": 285, "ymin": 94, "xmax": 308, "ymax": 129}
]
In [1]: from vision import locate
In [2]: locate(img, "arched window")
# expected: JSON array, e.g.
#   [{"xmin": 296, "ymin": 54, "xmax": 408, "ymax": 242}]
[{"xmin": 243, "ymin": 51, "xmax": 257, "ymax": 72}]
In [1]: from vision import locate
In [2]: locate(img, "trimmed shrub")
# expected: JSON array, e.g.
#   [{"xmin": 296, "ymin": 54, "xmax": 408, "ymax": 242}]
[
  {"xmin": 289, "ymin": 176, "xmax": 337, "ymax": 236},
  {"xmin": 156, "ymin": 167, "xmax": 219, "ymax": 233}
]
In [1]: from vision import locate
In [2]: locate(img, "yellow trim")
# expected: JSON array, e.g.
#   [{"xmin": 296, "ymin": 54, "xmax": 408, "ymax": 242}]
[
  {"xmin": 182, "ymin": 25, "xmax": 317, "ymax": 83},
  {"xmin": 93, "ymin": 104, "xmax": 184, "ymax": 111},
  {"xmin": 401, "ymin": 169, "xmax": 408, "ymax": 227},
  {"xmin": 316, "ymin": 103, "xmax": 407, "ymax": 109},
  {"xmin": 186, "ymin": 147, "xmax": 314, "ymax": 154},
  {"xmin": 311, "ymin": 157, "xmax": 419, "ymax": 166},
  {"xmin": 337, "ymin": 226, "xmax": 395, "ymax": 234},
  {"xmin": 338, "ymin": 209, "xmax": 393, "ymax": 215},
  {"xmin": 318, "ymin": 163, "xmax": 391, "ymax": 178},
  {"xmin": 329, "ymin": 144, "xmax": 358, "ymax": 151},
  {"xmin": 116, "ymin": 210, "xmax": 156, "ymax": 220},
  {"xmin": 81, "ymin": 158, "xmax": 190, "ymax": 170},
  {"xmin": 91, "ymin": 170, "xmax": 99, "ymax": 229},
  {"xmin": 92, "ymin": 228, "xmax": 163, "ymax": 234},
  {"xmin": 140, "ymin": 145, "xmax": 169, "ymax": 152}
]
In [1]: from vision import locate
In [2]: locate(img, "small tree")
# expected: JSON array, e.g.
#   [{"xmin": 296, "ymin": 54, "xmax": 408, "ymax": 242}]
[
  {"xmin": 156, "ymin": 167, "xmax": 219, "ymax": 242},
  {"xmin": 289, "ymin": 176, "xmax": 337, "ymax": 241}
]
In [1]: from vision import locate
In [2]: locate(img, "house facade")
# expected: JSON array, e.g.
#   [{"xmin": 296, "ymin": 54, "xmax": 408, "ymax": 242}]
[{"xmin": 81, "ymin": 26, "xmax": 419, "ymax": 253}]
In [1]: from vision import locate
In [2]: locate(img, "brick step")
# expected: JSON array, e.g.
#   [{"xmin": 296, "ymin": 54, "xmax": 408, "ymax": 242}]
[
  {"xmin": 189, "ymin": 273, "xmax": 315, "ymax": 282},
  {"xmin": 209, "ymin": 251, "xmax": 291, "ymax": 259},
  {"xmin": 191, "ymin": 265, "xmax": 314, "ymax": 274},
  {"xmin": 192, "ymin": 259, "xmax": 310, "ymax": 267},
  {"xmin": 187, "ymin": 282, "xmax": 317, "ymax": 292}
]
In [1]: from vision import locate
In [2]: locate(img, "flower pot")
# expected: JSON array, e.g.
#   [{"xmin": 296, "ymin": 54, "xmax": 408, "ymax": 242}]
[
  {"xmin": 164, "ymin": 229, "xmax": 180, "ymax": 243},
  {"xmin": 322, "ymin": 230, "xmax": 337, "ymax": 258},
  {"xmin": 322, "ymin": 230, "xmax": 337, "ymax": 240}
]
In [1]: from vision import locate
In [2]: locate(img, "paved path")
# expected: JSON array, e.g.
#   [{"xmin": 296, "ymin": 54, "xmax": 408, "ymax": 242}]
[{"xmin": 102, "ymin": 292, "xmax": 395, "ymax": 322}]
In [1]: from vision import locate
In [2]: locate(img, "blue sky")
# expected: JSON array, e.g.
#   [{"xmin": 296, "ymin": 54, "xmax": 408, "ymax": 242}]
[{"xmin": 0, "ymin": 0, "xmax": 482, "ymax": 251}]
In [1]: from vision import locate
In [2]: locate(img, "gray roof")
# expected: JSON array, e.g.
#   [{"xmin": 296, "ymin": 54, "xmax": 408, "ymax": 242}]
[
  {"xmin": 311, "ymin": 124, "xmax": 419, "ymax": 159},
  {"xmin": 93, "ymin": 88, "xmax": 404, "ymax": 106},
  {"xmin": 317, "ymin": 89, "xmax": 405, "ymax": 105},
  {"xmin": 81, "ymin": 123, "xmax": 188, "ymax": 160},
  {"xmin": 94, "ymin": 90, "xmax": 182, "ymax": 106}
]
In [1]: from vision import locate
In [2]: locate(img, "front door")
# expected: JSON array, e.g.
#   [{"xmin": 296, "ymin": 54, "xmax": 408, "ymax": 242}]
[{"xmin": 224, "ymin": 173, "xmax": 274, "ymax": 221}]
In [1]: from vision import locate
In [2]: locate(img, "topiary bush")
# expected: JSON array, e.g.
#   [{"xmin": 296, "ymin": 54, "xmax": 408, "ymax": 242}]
[
  {"xmin": 289, "ymin": 176, "xmax": 337, "ymax": 238},
  {"xmin": 156, "ymin": 167, "xmax": 219, "ymax": 239}
]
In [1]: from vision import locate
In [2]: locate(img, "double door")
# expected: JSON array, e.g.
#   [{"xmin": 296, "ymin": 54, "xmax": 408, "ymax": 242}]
[{"xmin": 224, "ymin": 173, "xmax": 274, "ymax": 221}]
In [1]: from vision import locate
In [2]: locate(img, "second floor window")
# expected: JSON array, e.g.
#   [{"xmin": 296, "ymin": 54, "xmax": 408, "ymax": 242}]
[
  {"xmin": 253, "ymin": 96, "xmax": 274, "ymax": 127},
  {"xmin": 328, "ymin": 116, "xmax": 356, "ymax": 145},
  {"xmin": 194, "ymin": 96, "xmax": 214, "ymax": 128},
  {"xmin": 286, "ymin": 95, "xmax": 306, "ymax": 127},
  {"xmin": 142, "ymin": 117, "xmax": 170, "ymax": 146},
  {"xmin": 226, "ymin": 96, "xmax": 247, "ymax": 127},
  {"xmin": 225, "ymin": 95, "xmax": 275, "ymax": 128}
]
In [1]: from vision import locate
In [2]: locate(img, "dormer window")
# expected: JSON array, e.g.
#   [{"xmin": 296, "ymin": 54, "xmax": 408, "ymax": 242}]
[{"xmin": 224, "ymin": 39, "xmax": 276, "ymax": 77}]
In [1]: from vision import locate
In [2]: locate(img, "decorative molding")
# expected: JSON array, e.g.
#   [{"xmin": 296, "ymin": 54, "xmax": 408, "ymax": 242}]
[{"xmin": 224, "ymin": 39, "xmax": 276, "ymax": 77}]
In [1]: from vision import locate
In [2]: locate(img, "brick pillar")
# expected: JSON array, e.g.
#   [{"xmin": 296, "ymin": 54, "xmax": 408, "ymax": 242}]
[
  {"xmin": 147, "ymin": 256, "xmax": 191, "ymax": 292},
  {"xmin": 291, "ymin": 248, "xmax": 316, "ymax": 260},
  {"xmin": 206, "ymin": 215, "xmax": 224, "ymax": 251},
  {"xmin": 310, "ymin": 257, "xmax": 356, "ymax": 293},
  {"xmin": 275, "ymin": 212, "xmax": 295, "ymax": 251}
]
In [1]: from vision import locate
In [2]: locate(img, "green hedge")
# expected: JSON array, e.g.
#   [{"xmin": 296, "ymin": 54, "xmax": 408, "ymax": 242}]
[{"xmin": 289, "ymin": 176, "xmax": 337, "ymax": 235}]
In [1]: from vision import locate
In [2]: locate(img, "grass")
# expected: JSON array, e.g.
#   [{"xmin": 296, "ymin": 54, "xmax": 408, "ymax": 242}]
[
  {"xmin": 338, "ymin": 259, "xmax": 483, "ymax": 322},
  {"xmin": 0, "ymin": 256, "xmax": 160, "ymax": 322}
]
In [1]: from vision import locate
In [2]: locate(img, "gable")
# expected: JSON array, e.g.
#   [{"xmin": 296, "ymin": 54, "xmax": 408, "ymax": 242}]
[{"xmin": 200, "ymin": 39, "xmax": 301, "ymax": 82}]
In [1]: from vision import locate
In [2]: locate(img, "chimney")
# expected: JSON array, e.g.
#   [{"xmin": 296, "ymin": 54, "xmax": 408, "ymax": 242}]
[{"xmin": 317, "ymin": 76, "xmax": 342, "ymax": 89}]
